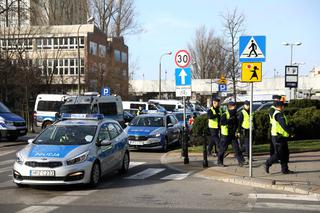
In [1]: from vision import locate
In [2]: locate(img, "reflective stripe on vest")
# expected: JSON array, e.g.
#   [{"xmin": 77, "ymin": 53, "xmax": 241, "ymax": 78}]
[
  {"xmin": 269, "ymin": 105, "xmax": 276, "ymax": 125},
  {"xmin": 208, "ymin": 107, "xmax": 219, "ymax": 129},
  {"xmin": 241, "ymin": 109, "xmax": 250, "ymax": 129},
  {"xmin": 221, "ymin": 111, "xmax": 230, "ymax": 136},
  {"xmin": 271, "ymin": 110, "xmax": 289, "ymax": 137}
]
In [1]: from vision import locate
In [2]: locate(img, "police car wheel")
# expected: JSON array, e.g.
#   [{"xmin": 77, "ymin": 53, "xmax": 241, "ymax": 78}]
[
  {"xmin": 90, "ymin": 162, "xmax": 100, "ymax": 187},
  {"xmin": 119, "ymin": 151, "xmax": 130, "ymax": 174}
]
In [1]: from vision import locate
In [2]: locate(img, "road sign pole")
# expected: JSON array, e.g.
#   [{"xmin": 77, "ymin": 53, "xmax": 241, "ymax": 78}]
[
  {"xmin": 249, "ymin": 83, "xmax": 253, "ymax": 178},
  {"xmin": 183, "ymin": 96, "xmax": 189, "ymax": 164}
]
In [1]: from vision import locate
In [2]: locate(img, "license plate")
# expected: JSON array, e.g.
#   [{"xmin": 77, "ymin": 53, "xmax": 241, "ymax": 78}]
[
  {"xmin": 129, "ymin": 141, "xmax": 144, "ymax": 146},
  {"xmin": 30, "ymin": 170, "xmax": 55, "ymax": 176}
]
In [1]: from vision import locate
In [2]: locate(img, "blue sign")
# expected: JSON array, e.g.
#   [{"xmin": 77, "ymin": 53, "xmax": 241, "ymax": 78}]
[
  {"xmin": 218, "ymin": 84, "xmax": 227, "ymax": 92},
  {"xmin": 101, "ymin": 87, "xmax": 110, "ymax": 96},
  {"xmin": 239, "ymin": 36, "xmax": 266, "ymax": 62},
  {"xmin": 175, "ymin": 68, "xmax": 191, "ymax": 86}
]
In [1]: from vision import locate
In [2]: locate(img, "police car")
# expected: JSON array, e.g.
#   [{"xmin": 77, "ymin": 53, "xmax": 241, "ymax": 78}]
[{"xmin": 13, "ymin": 114, "xmax": 130, "ymax": 187}]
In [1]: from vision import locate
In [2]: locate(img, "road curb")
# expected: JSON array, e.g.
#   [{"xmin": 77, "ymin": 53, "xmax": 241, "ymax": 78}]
[{"xmin": 160, "ymin": 151, "xmax": 320, "ymax": 198}]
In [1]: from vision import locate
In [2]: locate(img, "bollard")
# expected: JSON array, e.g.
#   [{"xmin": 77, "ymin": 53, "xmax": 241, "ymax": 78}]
[
  {"xmin": 202, "ymin": 130, "xmax": 208, "ymax": 168},
  {"xmin": 183, "ymin": 126, "xmax": 189, "ymax": 164}
]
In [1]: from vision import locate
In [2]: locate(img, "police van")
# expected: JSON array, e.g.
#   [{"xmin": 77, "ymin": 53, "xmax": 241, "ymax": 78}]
[
  {"xmin": 33, "ymin": 94, "xmax": 69, "ymax": 130},
  {"xmin": 60, "ymin": 95, "xmax": 125, "ymax": 127},
  {"xmin": 148, "ymin": 99, "xmax": 185, "ymax": 112},
  {"xmin": 13, "ymin": 113, "xmax": 130, "ymax": 187}
]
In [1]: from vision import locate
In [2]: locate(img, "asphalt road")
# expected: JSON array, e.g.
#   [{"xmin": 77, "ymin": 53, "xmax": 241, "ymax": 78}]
[{"xmin": 0, "ymin": 135, "xmax": 319, "ymax": 213}]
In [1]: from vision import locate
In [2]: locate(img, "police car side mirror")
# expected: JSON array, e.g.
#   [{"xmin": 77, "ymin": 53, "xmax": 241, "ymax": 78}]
[
  {"xmin": 27, "ymin": 139, "xmax": 34, "ymax": 144},
  {"xmin": 167, "ymin": 123, "xmax": 174, "ymax": 128},
  {"xmin": 100, "ymin": 139, "xmax": 112, "ymax": 147}
]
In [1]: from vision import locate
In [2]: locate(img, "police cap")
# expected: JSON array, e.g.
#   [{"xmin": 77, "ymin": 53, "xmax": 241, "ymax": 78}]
[
  {"xmin": 274, "ymin": 100, "xmax": 284, "ymax": 107},
  {"xmin": 227, "ymin": 101, "xmax": 236, "ymax": 106},
  {"xmin": 272, "ymin": 95, "xmax": 281, "ymax": 100},
  {"xmin": 244, "ymin": 100, "xmax": 250, "ymax": 105},
  {"xmin": 212, "ymin": 97, "xmax": 220, "ymax": 102}
]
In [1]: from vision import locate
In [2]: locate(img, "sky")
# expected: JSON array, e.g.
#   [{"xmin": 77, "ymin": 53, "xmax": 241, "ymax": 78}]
[{"xmin": 126, "ymin": 0, "xmax": 320, "ymax": 80}]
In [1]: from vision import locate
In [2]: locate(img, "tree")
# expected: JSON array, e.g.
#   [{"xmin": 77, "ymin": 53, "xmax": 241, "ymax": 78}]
[
  {"xmin": 88, "ymin": 0, "xmax": 141, "ymax": 37},
  {"xmin": 221, "ymin": 8, "xmax": 245, "ymax": 102},
  {"xmin": 188, "ymin": 25, "xmax": 230, "ymax": 80}
]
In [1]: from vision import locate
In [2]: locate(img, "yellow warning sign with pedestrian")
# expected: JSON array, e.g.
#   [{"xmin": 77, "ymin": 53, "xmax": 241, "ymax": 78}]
[{"xmin": 241, "ymin": 62, "xmax": 262, "ymax": 82}]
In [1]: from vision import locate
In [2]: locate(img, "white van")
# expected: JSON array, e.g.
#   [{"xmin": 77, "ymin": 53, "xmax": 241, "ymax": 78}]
[
  {"xmin": 148, "ymin": 99, "xmax": 184, "ymax": 112},
  {"xmin": 34, "ymin": 94, "xmax": 69, "ymax": 129},
  {"xmin": 60, "ymin": 95, "xmax": 125, "ymax": 127},
  {"xmin": 122, "ymin": 101, "xmax": 164, "ymax": 114}
]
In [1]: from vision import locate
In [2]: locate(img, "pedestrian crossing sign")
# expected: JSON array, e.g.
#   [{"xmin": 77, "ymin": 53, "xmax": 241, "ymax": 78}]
[
  {"xmin": 241, "ymin": 62, "xmax": 262, "ymax": 82},
  {"xmin": 239, "ymin": 36, "xmax": 266, "ymax": 62}
]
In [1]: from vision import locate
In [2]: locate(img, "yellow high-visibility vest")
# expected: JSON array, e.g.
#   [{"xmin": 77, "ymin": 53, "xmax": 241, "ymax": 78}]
[
  {"xmin": 208, "ymin": 107, "xmax": 219, "ymax": 129},
  {"xmin": 241, "ymin": 109, "xmax": 250, "ymax": 129},
  {"xmin": 271, "ymin": 110, "xmax": 289, "ymax": 137},
  {"xmin": 221, "ymin": 111, "xmax": 230, "ymax": 136}
]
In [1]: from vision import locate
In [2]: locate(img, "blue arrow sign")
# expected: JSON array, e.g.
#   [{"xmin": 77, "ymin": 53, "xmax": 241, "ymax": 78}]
[
  {"xmin": 239, "ymin": 36, "xmax": 266, "ymax": 62},
  {"xmin": 101, "ymin": 87, "xmax": 110, "ymax": 96},
  {"xmin": 175, "ymin": 68, "xmax": 191, "ymax": 86},
  {"xmin": 218, "ymin": 84, "xmax": 227, "ymax": 92}
]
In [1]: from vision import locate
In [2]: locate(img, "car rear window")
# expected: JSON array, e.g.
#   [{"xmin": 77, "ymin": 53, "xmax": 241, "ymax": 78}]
[
  {"xmin": 37, "ymin": 101, "xmax": 63, "ymax": 112},
  {"xmin": 99, "ymin": 103, "xmax": 117, "ymax": 116}
]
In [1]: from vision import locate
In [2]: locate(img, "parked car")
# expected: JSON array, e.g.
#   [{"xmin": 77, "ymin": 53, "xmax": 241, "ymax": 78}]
[
  {"xmin": 13, "ymin": 113, "xmax": 130, "ymax": 187},
  {"xmin": 148, "ymin": 99, "xmax": 185, "ymax": 112},
  {"xmin": 124, "ymin": 111, "xmax": 135, "ymax": 125},
  {"xmin": 33, "ymin": 94, "xmax": 69, "ymax": 130},
  {"xmin": 0, "ymin": 102, "xmax": 27, "ymax": 141},
  {"xmin": 173, "ymin": 111, "xmax": 200, "ymax": 133},
  {"xmin": 125, "ymin": 113, "xmax": 182, "ymax": 151},
  {"xmin": 122, "ymin": 101, "xmax": 165, "ymax": 113}
]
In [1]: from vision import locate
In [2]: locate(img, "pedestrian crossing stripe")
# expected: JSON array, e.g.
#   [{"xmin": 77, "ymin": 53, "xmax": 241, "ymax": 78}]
[
  {"xmin": 239, "ymin": 36, "xmax": 266, "ymax": 62},
  {"xmin": 241, "ymin": 62, "xmax": 262, "ymax": 82}
]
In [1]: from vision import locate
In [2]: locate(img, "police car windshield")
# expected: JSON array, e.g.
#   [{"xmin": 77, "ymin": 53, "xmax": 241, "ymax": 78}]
[
  {"xmin": 129, "ymin": 116, "xmax": 164, "ymax": 127},
  {"xmin": 60, "ymin": 104, "xmax": 91, "ymax": 114},
  {"xmin": 34, "ymin": 125, "xmax": 97, "ymax": 145},
  {"xmin": 0, "ymin": 102, "xmax": 11, "ymax": 113}
]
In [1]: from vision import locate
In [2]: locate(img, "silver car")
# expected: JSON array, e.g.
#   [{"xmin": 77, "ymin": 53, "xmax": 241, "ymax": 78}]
[{"xmin": 13, "ymin": 114, "xmax": 130, "ymax": 187}]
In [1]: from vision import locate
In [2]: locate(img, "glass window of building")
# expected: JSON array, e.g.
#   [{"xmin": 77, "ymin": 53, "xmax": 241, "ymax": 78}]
[
  {"xmin": 114, "ymin": 49, "xmax": 121, "ymax": 62},
  {"xmin": 121, "ymin": 52, "xmax": 127, "ymax": 63}
]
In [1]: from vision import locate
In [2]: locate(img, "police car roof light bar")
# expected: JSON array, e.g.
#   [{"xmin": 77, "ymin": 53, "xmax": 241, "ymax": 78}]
[{"xmin": 61, "ymin": 113, "xmax": 104, "ymax": 120}]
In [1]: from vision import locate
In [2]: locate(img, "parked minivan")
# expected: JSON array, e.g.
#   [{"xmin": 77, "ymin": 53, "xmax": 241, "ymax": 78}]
[
  {"xmin": 0, "ymin": 101, "xmax": 27, "ymax": 141},
  {"xmin": 33, "ymin": 94, "xmax": 69, "ymax": 130},
  {"xmin": 60, "ymin": 95, "xmax": 125, "ymax": 126},
  {"xmin": 148, "ymin": 99, "xmax": 184, "ymax": 112}
]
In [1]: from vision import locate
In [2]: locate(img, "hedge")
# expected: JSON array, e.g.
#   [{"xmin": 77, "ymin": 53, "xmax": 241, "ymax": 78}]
[{"xmin": 191, "ymin": 102, "xmax": 320, "ymax": 145}]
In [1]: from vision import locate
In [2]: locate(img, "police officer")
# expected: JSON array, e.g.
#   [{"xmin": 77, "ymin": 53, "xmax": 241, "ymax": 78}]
[
  {"xmin": 268, "ymin": 95, "xmax": 282, "ymax": 157},
  {"xmin": 137, "ymin": 106, "xmax": 144, "ymax": 115},
  {"xmin": 265, "ymin": 101, "xmax": 293, "ymax": 174},
  {"xmin": 217, "ymin": 101, "xmax": 244, "ymax": 167},
  {"xmin": 207, "ymin": 98, "xmax": 221, "ymax": 156},
  {"xmin": 238, "ymin": 100, "xmax": 250, "ymax": 159}
]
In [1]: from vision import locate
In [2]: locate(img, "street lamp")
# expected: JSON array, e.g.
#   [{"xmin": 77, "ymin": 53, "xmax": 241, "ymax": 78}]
[
  {"xmin": 159, "ymin": 51, "xmax": 172, "ymax": 99},
  {"xmin": 77, "ymin": 16, "xmax": 95, "ymax": 95},
  {"xmin": 282, "ymin": 42, "xmax": 302, "ymax": 65}
]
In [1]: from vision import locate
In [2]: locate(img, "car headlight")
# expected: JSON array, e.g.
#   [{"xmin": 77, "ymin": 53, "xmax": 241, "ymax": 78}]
[
  {"xmin": 5, "ymin": 121, "xmax": 14, "ymax": 126},
  {"xmin": 16, "ymin": 153, "xmax": 24, "ymax": 165},
  {"xmin": 150, "ymin": 133, "xmax": 161, "ymax": 138},
  {"xmin": 66, "ymin": 151, "xmax": 89, "ymax": 165}
]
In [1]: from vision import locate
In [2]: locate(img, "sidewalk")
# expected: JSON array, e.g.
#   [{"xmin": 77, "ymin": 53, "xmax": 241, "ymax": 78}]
[{"xmin": 161, "ymin": 150, "xmax": 320, "ymax": 197}]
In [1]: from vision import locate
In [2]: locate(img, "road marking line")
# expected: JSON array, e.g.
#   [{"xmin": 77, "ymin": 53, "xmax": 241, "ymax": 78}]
[
  {"xmin": 0, "ymin": 166, "xmax": 12, "ymax": 174},
  {"xmin": 0, "ymin": 150, "xmax": 16, "ymax": 157},
  {"xmin": 125, "ymin": 168, "xmax": 165, "ymax": 180},
  {"xmin": 161, "ymin": 173, "xmax": 189, "ymax": 180},
  {"xmin": 64, "ymin": 190, "xmax": 98, "ymax": 196},
  {"xmin": 248, "ymin": 193, "xmax": 320, "ymax": 201},
  {"xmin": 0, "ymin": 159, "xmax": 15, "ymax": 166},
  {"xmin": 129, "ymin": 161, "xmax": 146, "ymax": 169},
  {"xmin": 251, "ymin": 202, "xmax": 320, "ymax": 211},
  {"xmin": 41, "ymin": 196, "xmax": 81, "ymax": 205},
  {"xmin": 16, "ymin": 206, "xmax": 59, "ymax": 213}
]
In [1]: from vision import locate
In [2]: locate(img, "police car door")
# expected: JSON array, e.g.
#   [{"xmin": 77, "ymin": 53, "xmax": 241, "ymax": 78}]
[
  {"xmin": 106, "ymin": 123, "xmax": 121, "ymax": 169},
  {"xmin": 96, "ymin": 123, "xmax": 114, "ymax": 174}
]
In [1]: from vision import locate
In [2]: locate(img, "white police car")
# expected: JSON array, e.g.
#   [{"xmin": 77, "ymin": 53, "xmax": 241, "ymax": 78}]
[{"xmin": 13, "ymin": 114, "xmax": 130, "ymax": 187}]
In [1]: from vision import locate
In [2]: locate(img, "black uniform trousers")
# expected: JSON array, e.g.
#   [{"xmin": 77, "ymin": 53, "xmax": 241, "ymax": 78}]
[
  {"xmin": 266, "ymin": 136, "xmax": 289, "ymax": 172},
  {"xmin": 217, "ymin": 135, "xmax": 243, "ymax": 165},
  {"xmin": 240, "ymin": 129, "xmax": 249, "ymax": 158},
  {"xmin": 208, "ymin": 128, "xmax": 219, "ymax": 154}
]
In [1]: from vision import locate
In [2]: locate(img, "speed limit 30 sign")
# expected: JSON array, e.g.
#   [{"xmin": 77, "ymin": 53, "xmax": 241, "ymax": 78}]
[{"xmin": 175, "ymin": 50, "xmax": 191, "ymax": 68}]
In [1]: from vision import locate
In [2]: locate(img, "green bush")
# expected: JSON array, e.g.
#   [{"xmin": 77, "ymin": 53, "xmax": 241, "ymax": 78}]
[
  {"xmin": 288, "ymin": 99, "xmax": 320, "ymax": 109},
  {"xmin": 253, "ymin": 110, "xmax": 270, "ymax": 144},
  {"xmin": 191, "ymin": 114, "xmax": 209, "ymax": 136}
]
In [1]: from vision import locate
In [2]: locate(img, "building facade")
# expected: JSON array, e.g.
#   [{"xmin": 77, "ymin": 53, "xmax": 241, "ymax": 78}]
[{"xmin": 0, "ymin": 24, "xmax": 129, "ymax": 98}]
